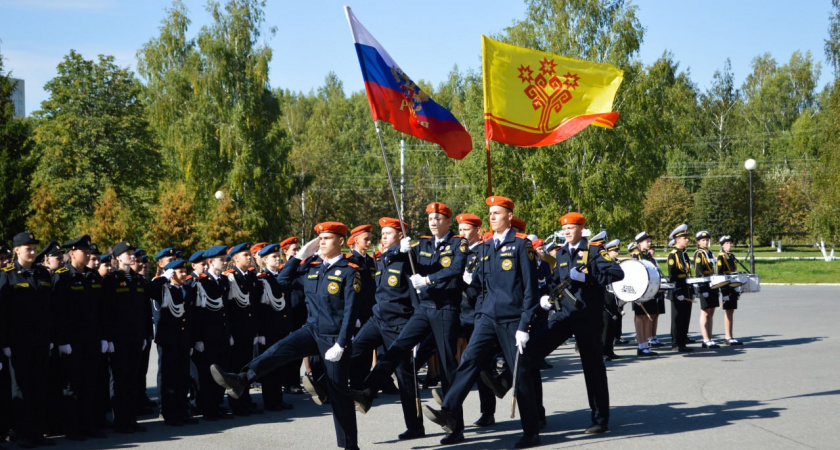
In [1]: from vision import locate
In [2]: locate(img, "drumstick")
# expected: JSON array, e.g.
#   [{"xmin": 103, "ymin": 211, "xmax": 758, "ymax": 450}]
[{"xmin": 639, "ymin": 302, "xmax": 652, "ymax": 322}]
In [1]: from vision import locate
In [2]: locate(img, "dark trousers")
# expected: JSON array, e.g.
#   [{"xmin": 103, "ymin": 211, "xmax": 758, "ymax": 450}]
[
  {"xmin": 94, "ymin": 353, "xmax": 112, "ymax": 426},
  {"xmin": 0, "ymin": 354, "xmax": 10, "ymax": 438},
  {"xmin": 602, "ymin": 306, "xmax": 619, "ymax": 355},
  {"xmin": 365, "ymin": 304, "xmax": 461, "ymax": 429},
  {"xmin": 259, "ymin": 336, "xmax": 287, "ymax": 409},
  {"xmin": 351, "ymin": 316, "xmax": 422, "ymax": 431},
  {"xmin": 443, "ymin": 316, "xmax": 539, "ymax": 435},
  {"xmin": 228, "ymin": 337, "xmax": 254, "ymax": 413},
  {"xmin": 245, "ymin": 326, "xmax": 357, "ymax": 448},
  {"xmin": 529, "ymin": 311, "xmax": 610, "ymax": 427},
  {"xmin": 9, "ymin": 345, "xmax": 50, "ymax": 440},
  {"xmin": 62, "ymin": 340, "xmax": 102, "ymax": 435},
  {"xmin": 460, "ymin": 324, "xmax": 497, "ymax": 416},
  {"xmin": 159, "ymin": 345, "xmax": 190, "ymax": 421},
  {"xmin": 670, "ymin": 298, "xmax": 693, "ymax": 347},
  {"xmin": 138, "ymin": 337, "xmax": 152, "ymax": 402},
  {"xmin": 110, "ymin": 340, "xmax": 143, "ymax": 428},
  {"xmin": 194, "ymin": 340, "xmax": 230, "ymax": 417}
]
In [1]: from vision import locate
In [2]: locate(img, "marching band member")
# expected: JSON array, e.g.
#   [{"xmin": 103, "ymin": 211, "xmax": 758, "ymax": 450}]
[
  {"xmin": 717, "ymin": 236, "xmax": 744, "ymax": 346},
  {"xmin": 694, "ymin": 231, "xmax": 720, "ymax": 348},
  {"xmin": 632, "ymin": 232, "xmax": 659, "ymax": 356},
  {"xmin": 602, "ymin": 239, "xmax": 622, "ymax": 361},
  {"xmin": 668, "ymin": 224, "xmax": 693, "ymax": 352}
]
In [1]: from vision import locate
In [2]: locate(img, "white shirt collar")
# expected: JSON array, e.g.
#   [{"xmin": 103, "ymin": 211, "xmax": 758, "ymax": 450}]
[
  {"xmin": 493, "ymin": 228, "xmax": 510, "ymax": 243},
  {"xmin": 322, "ymin": 254, "xmax": 343, "ymax": 266}
]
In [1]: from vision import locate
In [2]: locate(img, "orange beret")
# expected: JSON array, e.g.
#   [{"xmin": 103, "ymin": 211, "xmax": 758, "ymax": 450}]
[
  {"xmin": 425, "ymin": 202, "xmax": 452, "ymax": 218},
  {"xmin": 511, "ymin": 217, "xmax": 527, "ymax": 232},
  {"xmin": 485, "ymin": 196, "xmax": 515, "ymax": 211},
  {"xmin": 456, "ymin": 213, "xmax": 482, "ymax": 228},
  {"xmin": 250, "ymin": 242, "xmax": 268, "ymax": 254},
  {"xmin": 314, "ymin": 221, "xmax": 348, "ymax": 236},
  {"xmin": 379, "ymin": 217, "xmax": 409, "ymax": 231},
  {"xmin": 279, "ymin": 237, "xmax": 298, "ymax": 249},
  {"xmin": 532, "ymin": 238, "xmax": 545, "ymax": 248},
  {"xmin": 559, "ymin": 212, "xmax": 586, "ymax": 226},
  {"xmin": 349, "ymin": 224, "xmax": 373, "ymax": 237}
]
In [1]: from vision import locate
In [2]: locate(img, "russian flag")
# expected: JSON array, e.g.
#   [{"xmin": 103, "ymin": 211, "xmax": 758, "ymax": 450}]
[{"xmin": 345, "ymin": 6, "xmax": 473, "ymax": 160}]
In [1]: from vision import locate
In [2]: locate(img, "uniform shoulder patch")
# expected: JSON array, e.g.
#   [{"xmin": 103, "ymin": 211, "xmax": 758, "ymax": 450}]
[
  {"xmin": 347, "ymin": 262, "xmax": 360, "ymax": 270},
  {"xmin": 2, "ymin": 265, "xmax": 14, "ymax": 272},
  {"xmin": 600, "ymin": 250, "xmax": 613, "ymax": 262},
  {"xmin": 55, "ymin": 266, "xmax": 69, "ymax": 274}
]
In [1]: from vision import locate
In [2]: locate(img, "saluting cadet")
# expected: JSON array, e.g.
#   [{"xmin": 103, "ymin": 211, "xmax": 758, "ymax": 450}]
[
  {"xmin": 192, "ymin": 246, "xmax": 234, "ymax": 421},
  {"xmin": 602, "ymin": 239, "xmax": 622, "ymax": 361},
  {"xmin": 0, "ymin": 232, "xmax": 56, "ymax": 448},
  {"xmin": 360, "ymin": 202, "xmax": 467, "ymax": 444},
  {"xmin": 105, "ymin": 241, "xmax": 152, "ymax": 434},
  {"xmin": 694, "ymin": 231, "xmax": 720, "ymax": 349},
  {"xmin": 211, "ymin": 222, "xmax": 361, "ymax": 450},
  {"xmin": 632, "ymin": 232, "xmax": 659, "ymax": 356},
  {"xmin": 224, "ymin": 243, "xmax": 261, "ymax": 416},
  {"xmin": 530, "ymin": 212, "xmax": 624, "ymax": 437},
  {"xmin": 668, "ymin": 224, "xmax": 693, "ymax": 352},
  {"xmin": 52, "ymin": 235, "xmax": 109, "ymax": 440},
  {"xmin": 717, "ymin": 236, "xmax": 744, "ymax": 346},
  {"xmin": 347, "ymin": 225, "xmax": 376, "ymax": 327},
  {"xmin": 351, "ymin": 218, "xmax": 424, "ymax": 440},
  {"xmin": 279, "ymin": 237, "xmax": 307, "ymax": 395},
  {"xmin": 150, "ymin": 259, "xmax": 198, "ymax": 426},
  {"xmin": 422, "ymin": 196, "xmax": 540, "ymax": 448},
  {"xmin": 255, "ymin": 243, "xmax": 293, "ymax": 411}
]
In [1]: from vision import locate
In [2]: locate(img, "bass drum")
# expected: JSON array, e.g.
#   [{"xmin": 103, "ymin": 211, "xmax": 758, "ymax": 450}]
[{"xmin": 612, "ymin": 259, "xmax": 661, "ymax": 303}]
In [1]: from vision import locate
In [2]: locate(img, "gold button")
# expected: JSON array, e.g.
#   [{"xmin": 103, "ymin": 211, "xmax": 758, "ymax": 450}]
[
  {"xmin": 248, "ymin": 313, "xmax": 252, "ymax": 317},
  {"xmin": 181, "ymin": 327, "xmax": 185, "ymax": 331}
]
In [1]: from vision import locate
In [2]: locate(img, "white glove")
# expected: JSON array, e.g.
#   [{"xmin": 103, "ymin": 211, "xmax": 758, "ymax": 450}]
[
  {"xmin": 253, "ymin": 336, "xmax": 260, "ymax": 345},
  {"xmin": 539, "ymin": 295, "xmax": 553, "ymax": 311},
  {"xmin": 190, "ymin": 348, "xmax": 194, "ymax": 356},
  {"xmin": 462, "ymin": 271, "xmax": 473, "ymax": 285},
  {"xmin": 58, "ymin": 344, "xmax": 72, "ymax": 355},
  {"xmin": 163, "ymin": 268, "xmax": 175, "ymax": 280},
  {"xmin": 702, "ymin": 292, "xmax": 709, "ymax": 298},
  {"xmin": 722, "ymin": 295, "xmax": 730, "ymax": 301},
  {"xmin": 296, "ymin": 237, "xmax": 320, "ymax": 260},
  {"xmin": 100, "ymin": 340, "xmax": 108, "ymax": 353},
  {"xmin": 107, "ymin": 342, "xmax": 114, "ymax": 353},
  {"xmin": 677, "ymin": 295, "xmax": 685, "ymax": 301},
  {"xmin": 1, "ymin": 348, "xmax": 9, "ymax": 358},
  {"xmin": 570, "ymin": 267, "xmax": 586, "ymax": 282},
  {"xmin": 49, "ymin": 343, "xmax": 54, "ymax": 352},
  {"xmin": 399, "ymin": 237, "xmax": 412, "ymax": 253},
  {"xmin": 257, "ymin": 336, "xmax": 266, "ymax": 345},
  {"xmin": 412, "ymin": 344, "xmax": 419, "ymax": 358},
  {"xmin": 324, "ymin": 343, "xmax": 344, "ymax": 362},
  {"xmin": 142, "ymin": 339, "xmax": 147, "ymax": 351},
  {"xmin": 195, "ymin": 341, "xmax": 205, "ymax": 353},
  {"xmin": 230, "ymin": 336, "xmax": 235, "ymax": 346},
  {"xmin": 355, "ymin": 319, "xmax": 361, "ymax": 328},
  {"xmin": 410, "ymin": 274, "xmax": 430, "ymax": 288},
  {"xmin": 515, "ymin": 330, "xmax": 530, "ymax": 354}
]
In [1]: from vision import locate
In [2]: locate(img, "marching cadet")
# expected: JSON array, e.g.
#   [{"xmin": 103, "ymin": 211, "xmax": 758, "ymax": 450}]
[
  {"xmin": 529, "ymin": 212, "xmax": 624, "ymax": 437},
  {"xmin": 347, "ymin": 225, "xmax": 376, "ymax": 327},
  {"xmin": 350, "ymin": 218, "xmax": 424, "ymax": 440},
  {"xmin": 98, "ymin": 254, "xmax": 113, "ymax": 278},
  {"xmin": 255, "ymin": 244, "xmax": 293, "ymax": 411},
  {"xmin": 694, "ymin": 231, "xmax": 720, "ymax": 348},
  {"xmin": 211, "ymin": 222, "xmax": 360, "ymax": 450},
  {"xmin": 668, "ymin": 224, "xmax": 693, "ymax": 352},
  {"xmin": 37, "ymin": 241, "xmax": 64, "ymax": 273},
  {"xmin": 105, "ymin": 241, "xmax": 152, "ymax": 434},
  {"xmin": 359, "ymin": 202, "xmax": 467, "ymax": 444},
  {"xmin": 422, "ymin": 196, "xmax": 541, "ymax": 448},
  {"xmin": 87, "ymin": 243, "xmax": 101, "ymax": 271},
  {"xmin": 0, "ymin": 232, "xmax": 56, "ymax": 448},
  {"xmin": 602, "ymin": 239, "xmax": 622, "ymax": 361},
  {"xmin": 223, "ymin": 243, "xmax": 261, "ymax": 416},
  {"xmin": 192, "ymin": 246, "xmax": 234, "ymax": 421},
  {"xmin": 142, "ymin": 247, "xmax": 180, "ymax": 415},
  {"xmin": 150, "ymin": 259, "xmax": 198, "ymax": 426},
  {"xmin": 279, "ymin": 237, "xmax": 307, "ymax": 395},
  {"xmin": 717, "ymin": 236, "xmax": 744, "ymax": 346},
  {"xmin": 632, "ymin": 232, "xmax": 659, "ymax": 356},
  {"xmin": 132, "ymin": 249, "xmax": 147, "ymax": 276},
  {"xmin": 188, "ymin": 250, "xmax": 207, "ymax": 280},
  {"xmin": 52, "ymin": 235, "xmax": 109, "ymax": 440}
]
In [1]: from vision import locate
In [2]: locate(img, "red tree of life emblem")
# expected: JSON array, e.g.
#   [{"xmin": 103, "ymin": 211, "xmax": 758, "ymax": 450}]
[{"xmin": 518, "ymin": 58, "xmax": 580, "ymax": 133}]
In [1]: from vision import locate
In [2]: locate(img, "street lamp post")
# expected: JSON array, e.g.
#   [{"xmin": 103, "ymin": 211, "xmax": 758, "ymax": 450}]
[{"xmin": 744, "ymin": 158, "xmax": 757, "ymax": 273}]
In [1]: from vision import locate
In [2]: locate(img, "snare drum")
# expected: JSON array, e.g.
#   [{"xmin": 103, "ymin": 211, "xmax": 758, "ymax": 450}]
[
  {"xmin": 709, "ymin": 275, "xmax": 729, "ymax": 289},
  {"xmin": 726, "ymin": 273, "xmax": 748, "ymax": 287},
  {"xmin": 740, "ymin": 274, "xmax": 761, "ymax": 293},
  {"xmin": 611, "ymin": 260, "xmax": 661, "ymax": 303}
]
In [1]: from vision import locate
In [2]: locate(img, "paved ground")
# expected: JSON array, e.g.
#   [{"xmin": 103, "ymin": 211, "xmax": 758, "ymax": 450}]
[{"xmin": 54, "ymin": 286, "xmax": 838, "ymax": 449}]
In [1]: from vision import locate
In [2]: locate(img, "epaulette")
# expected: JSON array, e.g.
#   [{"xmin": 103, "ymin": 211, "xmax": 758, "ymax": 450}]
[
  {"xmin": 344, "ymin": 252, "xmax": 354, "ymax": 258},
  {"xmin": 55, "ymin": 267, "xmax": 69, "ymax": 274},
  {"xmin": 588, "ymin": 241, "xmax": 604, "ymax": 249},
  {"xmin": 185, "ymin": 275, "xmax": 193, "ymax": 281},
  {"xmin": 278, "ymin": 263, "xmax": 285, "ymax": 270},
  {"xmin": 257, "ymin": 272, "xmax": 268, "ymax": 278},
  {"xmin": 308, "ymin": 260, "xmax": 322, "ymax": 266},
  {"xmin": 420, "ymin": 236, "xmax": 432, "ymax": 239},
  {"xmin": 515, "ymin": 232, "xmax": 528, "ymax": 240},
  {"xmin": 247, "ymin": 266, "xmax": 256, "ymax": 272},
  {"xmin": 198, "ymin": 273, "xmax": 208, "ymax": 279},
  {"xmin": 223, "ymin": 269, "xmax": 234, "ymax": 275},
  {"xmin": 2, "ymin": 265, "xmax": 15, "ymax": 272},
  {"xmin": 347, "ymin": 262, "xmax": 360, "ymax": 269},
  {"xmin": 454, "ymin": 234, "xmax": 465, "ymax": 239}
]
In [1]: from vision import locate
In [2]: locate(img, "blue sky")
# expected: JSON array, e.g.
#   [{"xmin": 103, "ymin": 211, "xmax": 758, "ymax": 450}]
[{"xmin": 1, "ymin": 0, "xmax": 833, "ymax": 116}]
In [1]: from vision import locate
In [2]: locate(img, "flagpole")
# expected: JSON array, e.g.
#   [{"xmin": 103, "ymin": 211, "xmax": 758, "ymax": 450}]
[{"xmin": 485, "ymin": 140, "xmax": 493, "ymax": 196}]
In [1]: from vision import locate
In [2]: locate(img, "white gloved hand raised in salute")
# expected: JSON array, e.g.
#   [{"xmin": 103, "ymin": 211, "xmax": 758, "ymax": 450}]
[{"xmin": 296, "ymin": 237, "xmax": 320, "ymax": 260}]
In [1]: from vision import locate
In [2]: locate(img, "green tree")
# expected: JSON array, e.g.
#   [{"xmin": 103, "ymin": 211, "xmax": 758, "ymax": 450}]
[
  {"xmin": 199, "ymin": 195, "xmax": 251, "ymax": 247},
  {"xmin": 642, "ymin": 177, "xmax": 692, "ymax": 244},
  {"xmin": 83, "ymin": 187, "xmax": 131, "ymax": 247},
  {"xmin": 145, "ymin": 183, "xmax": 200, "ymax": 252}
]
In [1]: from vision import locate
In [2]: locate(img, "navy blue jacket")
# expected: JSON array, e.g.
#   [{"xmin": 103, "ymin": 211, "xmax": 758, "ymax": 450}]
[
  {"xmin": 151, "ymin": 281, "xmax": 194, "ymax": 349},
  {"xmin": 550, "ymin": 238, "xmax": 625, "ymax": 321},
  {"xmin": 347, "ymin": 250, "xmax": 376, "ymax": 324},
  {"xmin": 373, "ymin": 245, "xmax": 417, "ymax": 326},
  {"xmin": 410, "ymin": 231, "xmax": 467, "ymax": 307},
  {"xmin": 256, "ymin": 268, "xmax": 292, "ymax": 341},
  {"xmin": 225, "ymin": 266, "xmax": 260, "ymax": 342},
  {"xmin": 192, "ymin": 273, "xmax": 231, "ymax": 345},
  {"xmin": 459, "ymin": 242, "xmax": 482, "ymax": 327}
]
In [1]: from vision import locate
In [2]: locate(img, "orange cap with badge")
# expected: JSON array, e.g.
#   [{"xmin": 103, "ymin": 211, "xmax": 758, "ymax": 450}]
[
  {"xmin": 250, "ymin": 242, "xmax": 268, "ymax": 255},
  {"xmin": 485, "ymin": 196, "xmax": 515, "ymax": 211},
  {"xmin": 511, "ymin": 217, "xmax": 527, "ymax": 232},
  {"xmin": 314, "ymin": 222, "xmax": 348, "ymax": 236},
  {"xmin": 425, "ymin": 202, "xmax": 452, "ymax": 218},
  {"xmin": 379, "ymin": 217, "xmax": 409, "ymax": 231},
  {"xmin": 456, "ymin": 213, "xmax": 482, "ymax": 228},
  {"xmin": 559, "ymin": 212, "xmax": 586, "ymax": 226},
  {"xmin": 279, "ymin": 237, "xmax": 298, "ymax": 249},
  {"xmin": 348, "ymin": 224, "xmax": 373, "ymax": 246}
]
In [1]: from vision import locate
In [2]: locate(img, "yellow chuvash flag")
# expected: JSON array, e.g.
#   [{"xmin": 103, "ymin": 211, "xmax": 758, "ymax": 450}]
[{"xmin": 482, "ymin": 35, "xmax": 624, "ymax": 147}]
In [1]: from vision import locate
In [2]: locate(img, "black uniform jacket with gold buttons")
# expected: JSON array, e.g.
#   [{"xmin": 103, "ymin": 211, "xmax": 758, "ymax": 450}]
[
  {"xmin": 347, "ymin": 250, "xmax": 376, "ymax": 324},
  {"xmin": 277, "ymin": 255, "xmax": 358, "ymax": 348},
  {"xmin": 103, "ymin": 268, "xmax": 152, "ymax": 343},
  {"xmin": 52, "ymin": 263, "xmax": 107, "ymax": 345},
  {"xmin": 667, "ymin": 248, "xmax": 692, "ymax": 298},
  {"xmin": 150, "ymin": 281, "xmax": 195, "ymax": 349},
  {"xmin": 372, "ymin": 245, "xmax": 417, "ymax": 327},
  {"xmin": 550, "ymin": 238, "xmax": 625, "ymax": 321},
  {"xmin": 694, "ymin": 248, "xmax": 716, "ymax": 295},
  {"xmin": 468, "ymin": 230, "xmax": 539, "ymax": 332},
  {"xmin": 225, "ymin": 266, "xmax": 260, "ymax": 343},
  {"xmin": 192, "ymin": 272, "xmax": 231, "ymax": 345},
  {"xmin": 0, "ymin": 262, "xmax": 54, "ymax": 348},
  {"xmin": 409, "ymin": 231, "xmax": 467, "ymax": 307},
  {"xmin": 256, "ymin": 268, "xmax": 292, "ymax": 341}
]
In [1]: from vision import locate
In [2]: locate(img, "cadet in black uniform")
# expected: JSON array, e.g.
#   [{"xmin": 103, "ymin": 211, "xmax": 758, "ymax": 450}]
[
  {"xmin": 360, "ymin": 202, "xmax": 467, "ymax": 444},
  {"xmin": 0, "ymin": 232, "xmax": 56, "ymax": 448},
  {"xmin": 105, "ymin": 241, "xmax": 153, "ymax": 434},
  {"xmin": 255, "ymin": 243, "xmax": 293, "ymax": 411},
  {"xmin": 668, "ymin": 224, "xmax": 693, "ymax": 352},
  {"xmin": 224, "ymin": 243, "xmax": 261, "ymax": 416},
  {"xmin": 632, "ymin": 231, "xmax": 659, "ymax": 356},
  {"xmin": 694, "ymin": 231, "xmax": 720, "ymax": 349},
  {"xmin": 192, "ymin": 246, "xmax": 234, "ymax": 421},
  {"xmin": 423, "ymin": 196, "xmax": 540, "ymax": 448},
  {"xmin": 717, "ymin": 236, "xmax": 744, "ymax": 346},
  {"xmin": 0, "ymin": 244, "xmax": 11, "ymax": 444},
  {"xmin": 52, "ymin": 235, "xmax": 108, "ymax": 440},
  {"xmin": 351, "ymin": 217, "xmax": 424, "ymax": 440},
  {"xmin": 211, "ymin": 221, "xmax": 360, "ymax": 450},
  {"xmin": 602, "ymin": 239, "xmax": 622, "ymax": 361},
  {"xmin": 530, "ymin": 212, "xmax": 624, "ymax": 437},
  {"xmin": 150, "ymin": 259, "xmax": 198, "ymax": 426}
]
